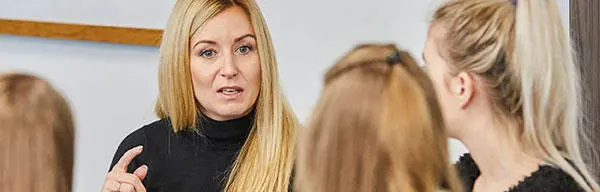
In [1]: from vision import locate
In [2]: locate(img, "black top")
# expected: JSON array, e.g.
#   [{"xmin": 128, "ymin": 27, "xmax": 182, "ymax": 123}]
[
  {"xmin": 455, "ymin": 153, "xmax": 585, "ymax": 192},
  {"xmin": 109, "ymin": 111, "xmax": 254, "ymax": 192}
]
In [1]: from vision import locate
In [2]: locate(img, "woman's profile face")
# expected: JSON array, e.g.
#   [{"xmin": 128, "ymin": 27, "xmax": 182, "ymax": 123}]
[
  {"xmin": 190, "ymin": 5, "xmax": 261, "ymax": 121},
  {"xmin": 422, "ymin": 26, "xmax": 462, "ymax": 138}
]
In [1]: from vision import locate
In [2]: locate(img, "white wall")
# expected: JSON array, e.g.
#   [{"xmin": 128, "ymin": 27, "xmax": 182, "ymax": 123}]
[
  {"xmin": 0, "ymin": 0, "xmax": 569, "ymax": 191},
  {"xmin": 0, "ymin": 0, "xmax": 172, "ymax": 28},
  {"xmin": 0, "ymin": 36, "xmax": 160, "ymax": 191}
]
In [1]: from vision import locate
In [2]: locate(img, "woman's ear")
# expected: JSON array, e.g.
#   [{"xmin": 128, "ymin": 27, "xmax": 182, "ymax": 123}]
[{"xmin": 447, "ymin": 71, "xmax": 475, "ymax": 109}]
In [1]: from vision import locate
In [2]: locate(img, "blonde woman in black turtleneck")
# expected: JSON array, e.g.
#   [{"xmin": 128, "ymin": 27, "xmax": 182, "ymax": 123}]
[{"xmin": 100, "ymin": 1, "xmax": 298, "ymax": 192}]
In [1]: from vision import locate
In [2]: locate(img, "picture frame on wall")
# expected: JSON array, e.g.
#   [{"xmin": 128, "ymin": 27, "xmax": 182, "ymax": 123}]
[{"xmin": 0, "ymin": 19, "xmax": 162, "ymax": 46}]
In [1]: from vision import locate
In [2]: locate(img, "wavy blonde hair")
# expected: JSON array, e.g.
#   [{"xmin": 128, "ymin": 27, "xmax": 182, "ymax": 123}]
[
  {"xmin": 432, "ymin": 0, "xmax": 599, "ymax": 191},
  {"xmin": 154, "ymin": 0, "xmax": 298, "ymax": 191},
  {"xmin": 0, "ymin": 73, "xmax": 74, "ymax": 192},
  {"xmin": 296, "ymin": 44, "xmax": 462, "ymax": 192}
]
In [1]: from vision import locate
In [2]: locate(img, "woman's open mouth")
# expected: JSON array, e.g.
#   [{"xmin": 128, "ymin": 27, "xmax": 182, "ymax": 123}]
[{"xmin": 217, "ymin": 86, "xmax": 244, "ymax": 98}]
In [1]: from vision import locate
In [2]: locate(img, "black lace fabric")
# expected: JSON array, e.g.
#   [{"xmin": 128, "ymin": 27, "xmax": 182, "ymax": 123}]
[{"xmin": 454, "ymin": 154, "xmax": 585, "ymax": 192}]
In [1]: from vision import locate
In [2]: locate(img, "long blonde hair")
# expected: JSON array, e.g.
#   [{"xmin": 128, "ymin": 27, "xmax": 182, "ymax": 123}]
[
  {"xmin": 0, "ymin": 73, "xmax": 75, "ymax": 192},
  {"xmin": 154, "ymin": 0, "xmax": 298, "ymax": 191},
  {"xmin": 432, "ymin": 0, "xmax": 599, "ymax": 191},
  {"xmin": 296, "ymin": 44, "xmax": 462, "ymax": 192}
]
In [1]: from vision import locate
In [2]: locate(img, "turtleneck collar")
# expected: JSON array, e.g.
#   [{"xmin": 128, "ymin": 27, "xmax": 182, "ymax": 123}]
[{"xmin": 197, "ymin": 109, "xmax": 255, "ymax": 141}]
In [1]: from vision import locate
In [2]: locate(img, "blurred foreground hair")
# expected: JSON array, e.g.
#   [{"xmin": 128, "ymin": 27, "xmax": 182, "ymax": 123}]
[
  {"xmin": 296, "ymin": 44, "xmax": 461, "ymax": 192},
  {"xmin": 0, "ymin": 73, "xmax": 74, "ymax": 192}
]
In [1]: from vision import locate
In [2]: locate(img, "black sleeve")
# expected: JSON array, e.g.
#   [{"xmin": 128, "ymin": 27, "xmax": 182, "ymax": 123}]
[{"xmin": 108, "ymin": 128, "xmax": 147, "ymax": 173}]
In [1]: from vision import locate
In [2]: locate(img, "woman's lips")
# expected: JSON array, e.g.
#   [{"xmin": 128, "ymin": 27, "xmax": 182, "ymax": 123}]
[{"xmin": 217, "ymin": 86, "xmax": 244, "ymax": 99}]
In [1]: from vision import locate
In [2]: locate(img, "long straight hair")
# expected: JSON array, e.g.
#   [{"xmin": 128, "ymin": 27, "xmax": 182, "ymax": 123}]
[
  {"xmin": 432, "ymin": 0, "xmax": 599, "ymax": 191},
  {"xmin": 155, "ymin": 0, "xmax": 298, "ymax": 191},
  {"xmin": 0, "ymin": 73, "xmax": 75, "ymax": 192},
  {"xmin": 297, "ymin": 44, "xmax": 462, "ymax": 192}
]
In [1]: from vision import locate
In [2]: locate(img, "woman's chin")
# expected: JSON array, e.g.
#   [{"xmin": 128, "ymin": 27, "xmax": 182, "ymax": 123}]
[{"xmin": 209, "ymin": 106, "xmax": 253, "ymax": 120}]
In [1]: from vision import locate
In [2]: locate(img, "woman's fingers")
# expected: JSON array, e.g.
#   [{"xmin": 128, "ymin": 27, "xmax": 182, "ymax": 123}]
[
  {"xmin": 101, "ymin": 179, "xmax": 121, "ymax": 192},
  {"xmin": 102, "ymin": 146, "xmax": 147, "ymax": 192},
  {"xmin": 112, "ymin": 146, "xmax": 143, "ymax": 172},
  {"xmin": 132, "ymin": 165, "xmax": 148, "ymax": 180},
  {"xmin": 118, "ymin": 183, "xmax": 136, "ymax": 192},
  {"xmin": 106, "ymin": 171, "xmax": 146, "ymax": 192}
]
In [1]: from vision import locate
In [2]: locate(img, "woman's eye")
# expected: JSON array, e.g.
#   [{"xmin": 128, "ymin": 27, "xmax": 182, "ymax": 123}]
[
  {"xmin": 237, "ymin": 45, "xmax": 253, "ymax": 54},
  {"xmin": 200, "ymin": 50, "xmax": 216, "ymax": 58}
]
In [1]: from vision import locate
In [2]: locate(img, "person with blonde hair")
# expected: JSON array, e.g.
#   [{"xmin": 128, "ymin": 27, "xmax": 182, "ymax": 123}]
[
  {"xmin": 296, "ymin": 44, "xmax": 462, "ymax": 192},
  {"xmin": 0, "ymin": 73, "xmax": 75, "ymax": 192},
  {"xmin": 422, "ymin": 0, "xmax": 599, "ymax": 191},
  {"xmin": 101, "ymin": 0, "xmax": 298, "ymax": 191}
]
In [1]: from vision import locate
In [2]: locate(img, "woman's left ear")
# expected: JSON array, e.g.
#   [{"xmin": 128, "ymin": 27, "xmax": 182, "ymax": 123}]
[{"xmin": 454, "ymin": 71, "xmax": 475, "ymax": 109}]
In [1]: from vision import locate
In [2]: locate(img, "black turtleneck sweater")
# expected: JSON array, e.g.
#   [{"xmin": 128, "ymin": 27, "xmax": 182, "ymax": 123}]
[{"xmin": 109, "ymin": 112, "xmax": 253, "ymax": 192}]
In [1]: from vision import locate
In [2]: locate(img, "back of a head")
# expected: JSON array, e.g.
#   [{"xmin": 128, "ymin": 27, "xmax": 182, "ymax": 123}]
[
  {"xmin": 0, "ymin": 73, "xmax": 74, "ymax": 192},
  {"xmin": 432, "ymin": 0, "xmax": 599, "ymax": 191},
  {"xmin": 296, "ymin": 44, "xmax": 461, "ymax": 192}
]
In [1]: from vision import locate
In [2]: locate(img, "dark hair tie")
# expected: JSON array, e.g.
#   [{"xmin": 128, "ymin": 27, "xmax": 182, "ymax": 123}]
[
  {"xmin": 325, "ymin": 50, "xmax": 403, "ymax": 83},
  {"xmin": 386, "ymin": 51, "xmax": 402, "ymax": 65},
  {"xmin": 509, "ymin": 0, "xmax": 517, "ymax": 5}
]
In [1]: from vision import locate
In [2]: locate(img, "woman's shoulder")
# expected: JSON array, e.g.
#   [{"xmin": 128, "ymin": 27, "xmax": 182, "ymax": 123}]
[
  {"xmin": 118, "ymin": 118, "xmax": 172, "ymax": 148},
  {"xmin": 510, "ymin": 165, "xmax": 585, "ymax": 192},
  {"xmin": 109, "ymin": 118, "xmax": 172, "ymax": 171},
  {"xmin": 453, "ymin": 154, "xmax": 586, "ymax": 192}
]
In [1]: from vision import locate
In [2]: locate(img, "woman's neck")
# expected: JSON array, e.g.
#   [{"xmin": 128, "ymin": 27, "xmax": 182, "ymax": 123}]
[{"xmin": 458, "ymin": 114, "xmax": 542, "ymax": 191}]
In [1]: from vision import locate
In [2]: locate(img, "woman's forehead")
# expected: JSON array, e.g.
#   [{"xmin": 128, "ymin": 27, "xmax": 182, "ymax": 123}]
[{"xmin": 191, "ymin": 6, "xmax": 254, "ymax": 42}]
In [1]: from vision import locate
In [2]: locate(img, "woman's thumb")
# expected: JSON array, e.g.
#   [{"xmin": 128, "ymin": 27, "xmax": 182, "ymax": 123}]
[{"xmin": 133, "ymin": 165, "xmax": 148, "ymax": 180}]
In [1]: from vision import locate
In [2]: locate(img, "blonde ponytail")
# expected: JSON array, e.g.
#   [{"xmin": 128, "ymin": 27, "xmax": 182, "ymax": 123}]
[
  {"xmin": 432, "ymin": 0, "xmax": 599, "ymax": 191},
  {"xmin": 515, "ymin": 1, "xmax": 599, "ymax": 191}
]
